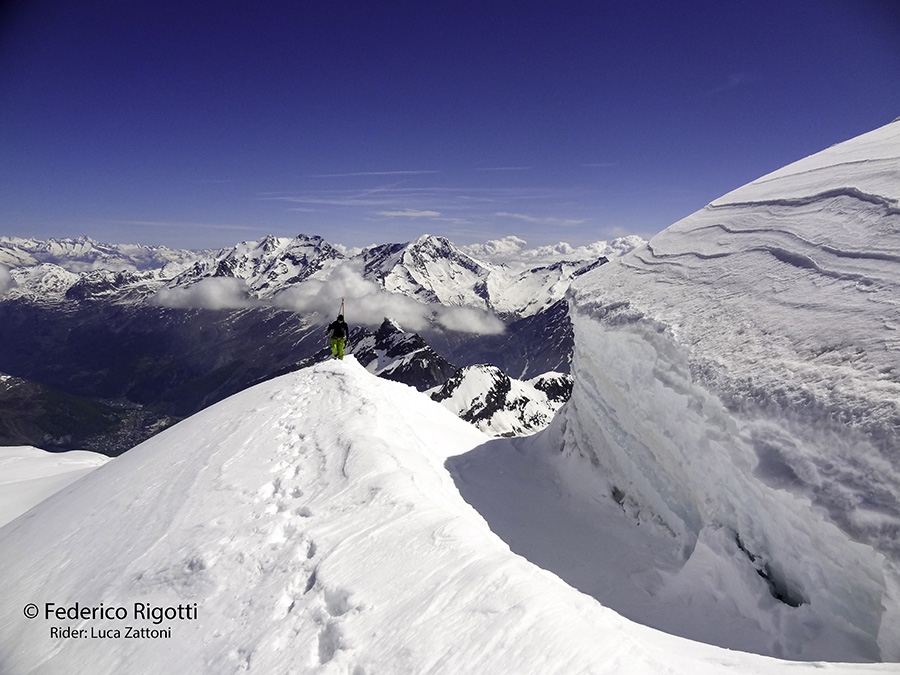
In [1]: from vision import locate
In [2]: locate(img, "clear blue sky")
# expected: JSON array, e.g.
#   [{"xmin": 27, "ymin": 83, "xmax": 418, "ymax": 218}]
[{"xmin": 1, "ymin": 0, "xmax": 898, "ymax": 250}]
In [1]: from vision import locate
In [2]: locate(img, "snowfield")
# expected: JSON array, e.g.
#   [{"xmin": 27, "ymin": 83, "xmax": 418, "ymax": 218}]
[
  {"xmin": 0, "ymin": 447, "xmax": 109, "ymax": 528},
  {"xmin": 1, "ymin": 359, "xmax": 895, "ymax": 674}
]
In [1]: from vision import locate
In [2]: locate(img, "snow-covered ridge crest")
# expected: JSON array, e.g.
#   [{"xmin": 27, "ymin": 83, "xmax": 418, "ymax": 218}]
[
  {"xmin": 0, "ymin": 359, "xmax": 733, "ymax": 673},
  {"xmin": 565, "ymin": 119, "xmax": 900, "ymax": 660},
  {"xmin": 0, "ymin": 235, "xmax": 202, "ymax": 272},
  {"xmin": 2, "ymin": 358, "xmax": 889, "ymax": 673}
]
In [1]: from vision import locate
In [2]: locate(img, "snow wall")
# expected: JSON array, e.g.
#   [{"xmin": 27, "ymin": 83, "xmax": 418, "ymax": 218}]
[{"xmin": 564, "ymin": 120, "xmax": 900, "ymax": 661}]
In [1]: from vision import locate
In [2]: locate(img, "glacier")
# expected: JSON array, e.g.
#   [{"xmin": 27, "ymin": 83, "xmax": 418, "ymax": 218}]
[{"xmin": 562, "ymin": 119, "xmax": 900, "ymax": 661}]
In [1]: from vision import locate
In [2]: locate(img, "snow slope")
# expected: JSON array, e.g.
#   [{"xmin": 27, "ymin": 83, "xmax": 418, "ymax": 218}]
[
  {"xmin": 564, "ymin": 119, "xmax": 900, "ymax": 661},
  {"xmin": 0, "ymin": 446, "xmax": 108, "ymax": 527},
  {"xmin": 2, "ymin": 359, "xmax": 893, "ymax": 674}
]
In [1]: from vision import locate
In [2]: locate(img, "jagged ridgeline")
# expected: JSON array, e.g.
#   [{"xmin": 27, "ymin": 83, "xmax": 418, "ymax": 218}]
[{"xmin": 0, "ymin": 234, "xmax": 637, "ymax": 453}]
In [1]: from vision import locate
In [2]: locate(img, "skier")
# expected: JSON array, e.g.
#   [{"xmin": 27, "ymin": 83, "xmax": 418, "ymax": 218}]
[{"xmin": 326, "ymin": 313, "xmax": 350, "ymax": 360}]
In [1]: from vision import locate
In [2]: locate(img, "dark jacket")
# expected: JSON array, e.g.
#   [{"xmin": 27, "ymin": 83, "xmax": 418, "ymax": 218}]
[{"xmin": 327, "ymin": 318, "xmax": 349, "ymax": 340}]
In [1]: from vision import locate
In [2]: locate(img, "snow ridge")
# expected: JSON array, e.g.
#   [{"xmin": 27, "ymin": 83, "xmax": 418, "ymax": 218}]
[
  {"xmin": 4, "ymin": 359, "xmax": 892, "ymax": 673},
  {"xmin": 0, "ymin": 360, "xmax": 653, "ymax": 674},
  {"xmin": 0, "ymin": 235, "xmax": 201, "ymax": 272}
]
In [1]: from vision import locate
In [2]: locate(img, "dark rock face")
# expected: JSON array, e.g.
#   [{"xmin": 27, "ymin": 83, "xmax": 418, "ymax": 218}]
[
  {"xmin": 347, "ymin": 319, "xmax": 459, "ymax": 392},
  {"xmin": 430, "ymin": 364, "xmax": 572, "ymax": 437},
  {"xmin": 423, "ymin": 298, "xmax": 574, "ymax": 379}
]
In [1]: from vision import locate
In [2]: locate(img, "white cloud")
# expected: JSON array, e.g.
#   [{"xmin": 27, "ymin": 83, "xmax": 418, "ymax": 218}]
[
  {"xmin": 435, "ymin": 306, "xmax": 505, "ymax": 334},
  {"xmin": 274, "ymin": 261, "xmax": 504, "ymax": 335},
  {"xmin": 460, "ymin": 236, "xmax": 528, "ymax": 258},
  {"xmin": 150, "ymin": 277, "xmax": 253, "ymax": 310},
  {"xmin": 0, "ymin": 265, "xmax": 15, "ymax": 296},
  {"xmin": 141, "ymin": 260, "xmax": 504, "ymax": 335},
  {"xmin": 462, "ymin": 235, "xmax": 645, "ymax": 267}
]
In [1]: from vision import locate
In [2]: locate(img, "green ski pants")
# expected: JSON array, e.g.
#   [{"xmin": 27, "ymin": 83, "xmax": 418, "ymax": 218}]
[{"xmin": 330, "ymin": 337, "xmax": 345, "ymax": 360}]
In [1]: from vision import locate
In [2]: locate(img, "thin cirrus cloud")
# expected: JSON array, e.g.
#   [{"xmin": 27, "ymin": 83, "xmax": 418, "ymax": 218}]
[
  {"xmin": 706, "ymin": 73, "xmax": 748, "ymax": 96},
  {"xmin": 306, "ymin": 170, "xmax": 441, "ymax": 178},
  {"xmin": 259, "ymin": 178, "xmax": 600, "ymax": 240},
  {"xmin": 377, "ymin": 210, "xmax": 441, "ymax": 218},
  {"xmin": 476, "ymin": 166, "xmax": 532, "ymax": 172},
  {"xmin": 270, "ymin": 196, "xmax": 393, "ymax": 208},
  {"xmin": 494, "ymin": 212, "xmax": 587, "ymax": 227}
]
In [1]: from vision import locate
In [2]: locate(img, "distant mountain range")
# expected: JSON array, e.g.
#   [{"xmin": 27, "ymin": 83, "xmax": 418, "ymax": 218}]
[{"xmin": 0, "ymin": 233, "xmax": 640, "ymax": 452}]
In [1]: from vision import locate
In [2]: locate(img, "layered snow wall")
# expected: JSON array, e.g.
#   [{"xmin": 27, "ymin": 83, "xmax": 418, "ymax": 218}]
[{"xmin": 564, "ymin": 120, "xmax": 900, "ymax": 660}]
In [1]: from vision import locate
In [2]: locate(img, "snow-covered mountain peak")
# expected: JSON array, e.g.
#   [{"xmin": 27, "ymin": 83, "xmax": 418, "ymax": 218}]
[
  {"xmin": 405, "ymin": 234, "xmax": 489, "ymax": 275},
  {"xmin": 349, "ymin": 318, "xmax": 458, "ymax": 391},
  {"xmin": 375, "ymin": 316, "xmax": 405, "ymax": 337},
  {"xmin": 369, "ymin": 317, "xmax": 432, "ymax": 359},
  {"xmin": 2, "ymin": 232, "xmax": 635, "ymax": 323},
  {"xmin": 410, "ymin": 232, "xmax": 457, "ymax": 252},
  {"xmin": 360, "ymin": 234, "xmax": 492, "ymax": 309},
  {"xmin": 171, "ymin": 233, "xmax": 346, "ymax": 298},
  {"xmin": 4, "ymin": 263, "xmax": 81, "ymax": 303}
]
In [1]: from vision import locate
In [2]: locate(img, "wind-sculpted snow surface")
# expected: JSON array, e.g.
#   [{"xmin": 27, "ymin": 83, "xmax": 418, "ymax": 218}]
[
  {"xmin": 5, "ymin": 359, "xmax": 883, "ymax": 674},
  {"xmin": 566, "ymin": 120, "xmax": 900, "ymax": 661}
]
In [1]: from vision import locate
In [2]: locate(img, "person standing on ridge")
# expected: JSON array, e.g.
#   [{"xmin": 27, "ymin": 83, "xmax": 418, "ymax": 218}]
[{"xmin": 326, "ymin": 314, "xmax": 350, "ymax": 360}]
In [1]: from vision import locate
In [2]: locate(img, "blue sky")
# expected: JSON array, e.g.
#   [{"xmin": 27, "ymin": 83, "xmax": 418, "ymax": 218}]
[{"xmin": 1, "ymin": 0, "xmax": 898, "ymax": 250}]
